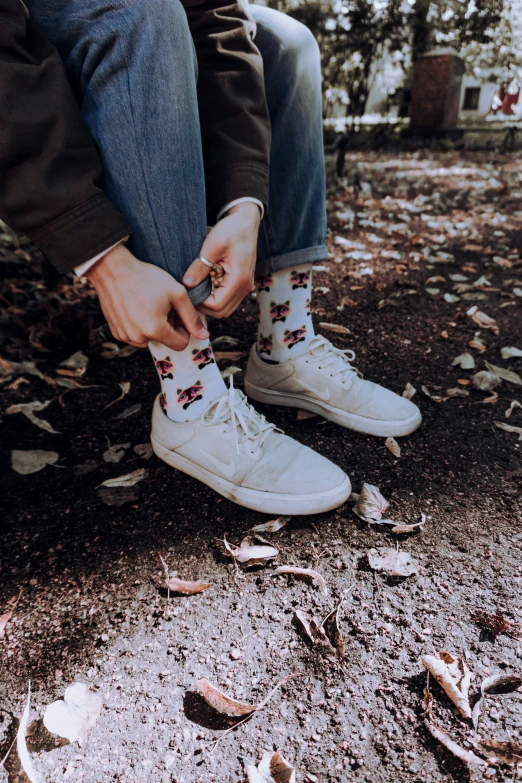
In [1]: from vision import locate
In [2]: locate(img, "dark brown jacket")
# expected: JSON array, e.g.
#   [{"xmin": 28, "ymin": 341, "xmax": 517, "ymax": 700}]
[{"xmin": 0, "ymin": 0, "xmax": 270, "ymax": 273}]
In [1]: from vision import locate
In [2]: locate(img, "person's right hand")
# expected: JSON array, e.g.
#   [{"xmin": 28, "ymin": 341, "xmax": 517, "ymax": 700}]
[{"xmin": 85, "ymin": 244, "xmax": 209, "ymax": 350}]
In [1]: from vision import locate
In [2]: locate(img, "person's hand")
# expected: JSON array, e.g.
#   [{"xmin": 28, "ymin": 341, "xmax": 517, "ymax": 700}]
[
  {"xmin": 85, "ymin": 244, "xmax": 209, "ymax": 350},
  {"xmin": 182, "ymin": 201, "xmax": 261, "ymax": 319}
]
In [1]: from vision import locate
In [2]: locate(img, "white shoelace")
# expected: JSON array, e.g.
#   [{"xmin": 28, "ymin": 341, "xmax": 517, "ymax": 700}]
[
  {"xmin": 307, "ymin": 335, "xmax": 362, "ymax": 384},
  {"xmin": 201, "ymin": 376, "xmax": 279, "ymax": 455}
]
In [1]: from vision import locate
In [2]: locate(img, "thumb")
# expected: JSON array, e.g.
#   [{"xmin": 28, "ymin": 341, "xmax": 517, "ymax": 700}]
[
  {"xmin": 170, "ymin": 287, "xmax": 209, "ymax": 341},
  {"xmin": 182, "ymin": 229, "xmax": 225, "ymax": 288}
]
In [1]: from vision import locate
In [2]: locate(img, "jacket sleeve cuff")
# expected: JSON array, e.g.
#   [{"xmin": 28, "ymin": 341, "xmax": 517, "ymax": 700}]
[
  {"xmin": 205, "ymin": 162, "xmax": 269, "ymax": 225},
  {"xmin": 28, "ymin": 193, "xmax": 132, "ymax": 274}
]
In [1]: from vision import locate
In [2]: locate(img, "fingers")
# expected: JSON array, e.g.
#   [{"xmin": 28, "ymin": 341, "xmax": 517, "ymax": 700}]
[
  {"xmin": 182, "ymin": 256, "xmax": 213, "ymax": 289},
  {"xmin": 170, "ymin": 287, "xmax": 209, "ymax": 340},
  {"xmin": 154, "ymin": 323, "xmax": 191, "ymax": 352}
]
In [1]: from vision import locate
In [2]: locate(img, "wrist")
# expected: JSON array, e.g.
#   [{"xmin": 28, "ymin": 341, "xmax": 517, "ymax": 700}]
[
  {"xmin": 85, "ymin": 243, "xmax": 129, "ymax": 284},
  {"xmin": 227, "ymin": 201, "xmax": 261, "ymax": 225}
]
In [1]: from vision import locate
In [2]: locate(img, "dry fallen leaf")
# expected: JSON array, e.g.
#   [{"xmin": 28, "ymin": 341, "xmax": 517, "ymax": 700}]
[
  {"xmin": 60, "ymin": 351, "xmax": 89, "ymax": 370},
  {"xmin": 390, "ymin": 514, "xmax": 426, "ymax": 535},
  {"xmin": 421, "ymin": 385, "xmax": 447, "ymax": 403},
  {"xmin": 385, "ymin": 437, "xmax": 401, "ymax": 458},
  {"xmin": 17, "ymin": 683, "xmax": 40, "ymax": 783},
  {"xmin": 99, "ymin": 468, "xmax": 147, "ymax": 488},
  {"xmin": 451, "ymin": 352, "xmax": 475, "ymax": 370},
  {"xmin": 159, "ymin": 554, "xmax": 211, "ymax": 595},
  {"xmin": 134, "ymin": 443, "xmax": 154, "ymax": 459},
  {"xmin": 112, "ymin": 403, "xmax": 142, "ymax": 420},
  {"xmin": 506, "ymin": 400, "xmax": 522, "ymax": 419},
  {"xmin": 468, "ymin": 307, "xmax": 499, "ymax": 335},
  {"xmin": 353, "ymin": 483, "xmax": 389, "ymax": 522},
  {"xmin": 337, "ymin": 295, "xmax": 357, "ymax": 311},
  {"xmin": 103, "ymin": 381, "xmax": 131, "ymax": 410},
  {"xmin": 323, "ymin": 603, "xmax": 345, "ymax": 657},
  {"xmin": 102, "ymin": 442, "xmax": 131, "ymax": 464},
  {"xmin": 368, "ymin": 547, "xmax": 419, "ymax": 577},
  {"xmin": 423, "ymin": 688, "xmax": 486, "ymax": 770},
  {"xmin": 196, "ymin": 679, "xmax": 258, "ymax": 717},
  {"xmin": 224, "ymin": 536, "xmax": 278, "ymax": 568},
  {"xmin": 43, "ymin": 682, "xmax": 102, "ymax": 744},
  {"xmin": 485, "ymin": 361, "xmax": 522, "ymax": 386},
  {"xmin": 421, "ymin": 651, "xmax": 472, "ymax": 719},
  {"xmin": 11, "ymin": 450, "xmax": 59, "ymax": 475},
  {"xmin": 472, "ymin": 371, "xmax": 501, "ymax": 392},
  {"xmin": 402, "ymin": 382, "xmax": 416, "ymax": 400},
  {"xmin": 494, "ymin": 420, "xmax": 522, "ymax": 440},
  {"xmin": 274, "ymin": 566, "xmax": 327, "ymax": 595},
  {"xmin": 318, "ymin": 322, "xmax": 350, "ymax": 334},
  {"xmin": 6, "ymin": 400, "xmax": 59, "ymax": 434},
  {"xmin": 471, "ymin": 672, "xmax": 522, "ymax": 729},
  {"xmin": 246, "ymin": 750, "xmax": 296, "ymax": 783},
  {"xmin": 0, "ymin": 610, "xmax": 12, "ymax": 638},
  {"xmin": 469, "ymin": 335, "xmax": 487, "ymax": 353},
  {"xmin": 251, "ymin": 516, "xmax": 290, "ymax": 534},
  {"xmin": 294, "ymin": 610, "xmax": 329, "ymax": 647},
  {"xmin": 472, "ymin": 609, "xmax": 522, "ymax": 640},
  {"xmin": 474, "ymin": 739, "xmax": 522, "ymax": 766},
  {"xmin": 501, "ymin": 346, "xmax": 522, "ymax": 360}
]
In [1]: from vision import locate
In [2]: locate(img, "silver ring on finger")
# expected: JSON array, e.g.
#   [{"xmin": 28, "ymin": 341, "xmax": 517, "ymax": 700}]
[{"xmin": 198, "ymin": 255, "xmax": 213, "ymax": 269}]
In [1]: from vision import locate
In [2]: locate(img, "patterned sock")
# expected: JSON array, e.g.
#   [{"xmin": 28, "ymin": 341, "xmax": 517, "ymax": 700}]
[
  {"xmin": 255, "ymin": 263, "xmax": 315, "ymax": 363},
  {"xmin": 149, "ymin": 337, "xmax": 226, "ymax": 423}
]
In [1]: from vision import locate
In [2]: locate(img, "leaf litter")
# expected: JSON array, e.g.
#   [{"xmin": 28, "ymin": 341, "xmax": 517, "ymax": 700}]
[
  {"xmin": 43, "ymin": 682, "xmax": 102, "ymax": 744},
  {"xmin": 385, "ymin": 437, "xmax": 401, "ymax": 458},
  {"xmin": 250, "ymin": 516, "xmax": 290, "ymax": 533},
  {"xmin": 353, "ymin": 483, "xmax": 389, "ymax": 522},
  {"xmin": 224, "ymin": 536, "xmax": 278, "ymax": 568},
  {"xmin": 159, "ymin": 554, "xmax": 211, "ymax": 595},
  {"xmin": 246, "ymin": 751, "xmax": 296, "ymax": 783},
  {"xmin": 103, "ymin": 381, "xmax": 131, "ymax": 410},
  {"xmin": 99, "ymin": 468, "xmax": 147, "ymax": 488},
  {"xmin": 368, "ymin": 547, "xmax": 419, "ymax": 577},
  {"xmin": 421, "ymin": 651, "xmax": 472, "ymax": 719},
  {"xmin": 485, "ymin": 361, "xmax": 522, "ymax": 386},
  {"xmin": 17, "ymin": 683, "xmax": 40, "ymax": 783},
  {"xmin": 11, "ymin": 450, "xmax": 59, "ymax": 475},
  {"xmin": 505, "ymin": 400, "xmax": 522, "ymax": 418},
  {"xmin": 422, "ymin": 687, "xmax": 486, "ymax": 771},
  {"xmin": 471, "ymin": 672, "xmax": 522, "ymax": 730},
  {"xmin": 494, "ymin": 421, "xmax": 522, "ymax": 440},
  {"xmin": 273, "ymin": 565, "xmax": 328, "ymax": 595},
  {"xmin": 6, "ymin": 400, "xmax": 59, "ymax": 434}
]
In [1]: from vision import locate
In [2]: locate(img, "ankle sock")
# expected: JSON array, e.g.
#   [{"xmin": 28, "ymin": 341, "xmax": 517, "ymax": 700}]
[
  {"xmin": 149, "ymin": 337, "xmax": 226, "ymax": 423},
  {"xmin": 255, "ymin": 263, "xmax": 315, "ymax": 363}
]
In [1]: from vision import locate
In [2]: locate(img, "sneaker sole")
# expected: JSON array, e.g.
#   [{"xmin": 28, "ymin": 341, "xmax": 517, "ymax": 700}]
[
  {"xmin": 151, "ymin": 436, "xmax": 351, "ymax": 515},
  {"xmin": 244, "ymin": 381, "xmax": 422, "ymax": 438}
]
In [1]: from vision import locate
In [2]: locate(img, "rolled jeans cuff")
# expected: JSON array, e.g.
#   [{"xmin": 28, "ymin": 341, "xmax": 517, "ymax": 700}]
[
  {"xmin": 186, "ymin": 277, "xmax": 212, "ymax": 306},
  {"xmin": 256, "ymin": 244, "xmax": 329, "ymax": 277}
]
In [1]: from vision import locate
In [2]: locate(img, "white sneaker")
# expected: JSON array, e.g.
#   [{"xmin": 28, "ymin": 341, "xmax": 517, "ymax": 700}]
[
  {"xmin": 150, "ymin": 381, "xmax": 351, "ymax": 515},
  {"xmin": 245, "ymin": 335, "xmax": 422, "ymax": 438}
]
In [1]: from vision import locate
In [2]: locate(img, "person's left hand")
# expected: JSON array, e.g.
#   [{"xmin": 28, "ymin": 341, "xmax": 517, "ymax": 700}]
[{"xmin": 182, "ymin": 201, "xmax": 261, "ymax": 319}]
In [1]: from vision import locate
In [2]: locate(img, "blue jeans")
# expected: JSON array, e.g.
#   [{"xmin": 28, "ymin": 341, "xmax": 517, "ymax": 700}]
[{"xmin": 25, "ymin": 0, "xmax": 328, "ymax": 306}]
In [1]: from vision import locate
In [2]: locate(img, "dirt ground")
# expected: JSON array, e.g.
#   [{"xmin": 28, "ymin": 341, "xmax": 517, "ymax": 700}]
[{"xmin": 1, "ymin": 149, "xmax": 522, "ymax": 783}]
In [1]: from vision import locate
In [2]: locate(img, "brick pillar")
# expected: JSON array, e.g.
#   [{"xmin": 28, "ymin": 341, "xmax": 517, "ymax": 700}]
[{"xmin": 410, "ymin": 49, "xmax": 465, "ymax": 131}]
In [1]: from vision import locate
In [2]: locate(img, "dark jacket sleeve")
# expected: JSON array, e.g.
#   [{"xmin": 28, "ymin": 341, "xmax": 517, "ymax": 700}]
[
  {"xmin": 183, "ymin": 0, "xmax": 271, "ymax": 222},
  {"xmin": 0, "ymin": 0, "xmax": 131, "ymax": 273}
]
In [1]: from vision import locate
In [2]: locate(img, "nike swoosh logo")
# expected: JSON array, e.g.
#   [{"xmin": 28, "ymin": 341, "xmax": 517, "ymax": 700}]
[
  {"xmin": 295, "ymin": 379, "xmax": 331, "ymax": 401},
  {"xmin": 196, "ymin": 448, "xmax": 236, "ymax": 478}
]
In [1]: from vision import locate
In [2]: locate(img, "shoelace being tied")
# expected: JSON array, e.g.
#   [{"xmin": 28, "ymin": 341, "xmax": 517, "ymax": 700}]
[
  {"xmin": 201, "ymin": 376, "xmax": 280, "ymax": 455},
  {"xmin": 308, "ymin": 335, "xmax": 362, "ymax": 383}
]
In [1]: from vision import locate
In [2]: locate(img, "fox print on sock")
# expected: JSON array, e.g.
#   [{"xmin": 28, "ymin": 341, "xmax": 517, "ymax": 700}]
[
  {"xmin": 149, "ymin": 336, "xmax": 226, "ymax": 423},
  {"xmin": 256, "ymin": 263, "xmax": 315, "ymax": 363}
]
